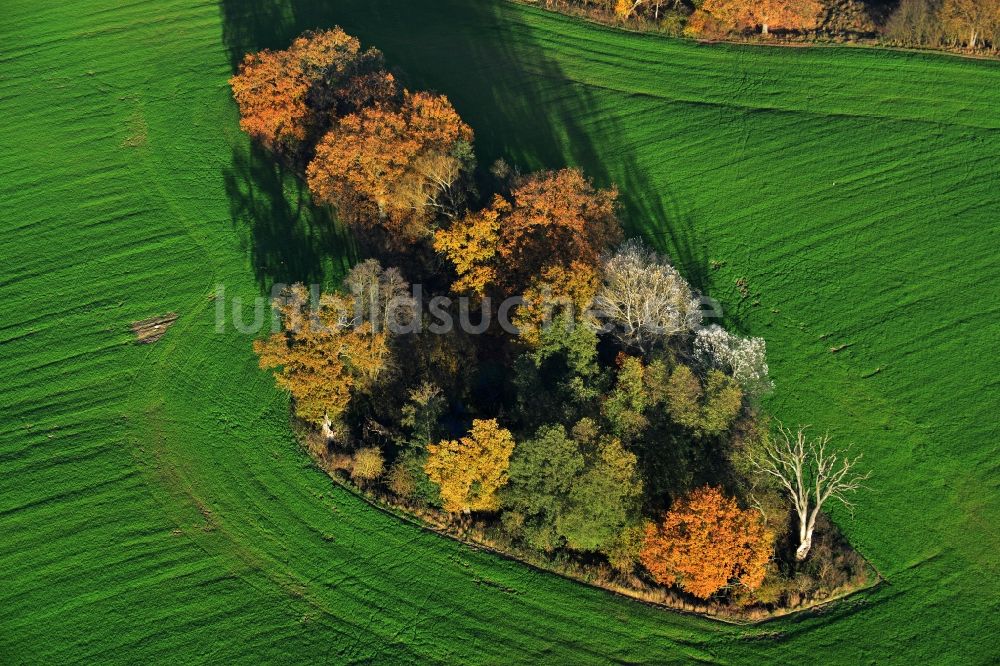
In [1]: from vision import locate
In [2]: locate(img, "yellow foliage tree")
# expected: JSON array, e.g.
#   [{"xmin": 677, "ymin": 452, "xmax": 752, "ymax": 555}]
[
  {"xmin": 433, "ymin": 195, "xmax": 508, "ymax": 298},
  {"xmin": 425, "ymin": 419, "xmax": 516, "ymax": 513},
  {"xmin": 253, "ymin": 284, "xmax": 389, "ymax": 433},
  {"xmin": 351, "ymin": 447, "xmax": 385, "ymax": 483},
  {"xmin": 513, "ymin": 261, "xmax": 599, "ymax": 348}
]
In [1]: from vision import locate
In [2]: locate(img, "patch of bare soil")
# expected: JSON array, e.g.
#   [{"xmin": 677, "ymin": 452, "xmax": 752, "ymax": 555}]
[{"xmin": 131, "ymin": 313, "xmax": 178, "ymax": 343}]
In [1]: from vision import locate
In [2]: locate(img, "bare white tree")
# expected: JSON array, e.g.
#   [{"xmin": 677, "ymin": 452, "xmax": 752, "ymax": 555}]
[
  {"xmin": 593, "ymin": 239, "xmax": 702, "ymax": 353},
  {"xmin": 344, "ymin": 259, "xmax": 417, "ymax": 334},
  {"xmin": 694, "ymin": 324, "xmax": 774, "ymax": 400},
  {"xmin": 751, "ymin": 425, "xmax": 870, "ymax": 561}
]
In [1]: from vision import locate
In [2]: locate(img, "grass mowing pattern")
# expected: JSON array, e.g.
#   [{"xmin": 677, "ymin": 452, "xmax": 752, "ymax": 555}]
[{"xmin": 1, "ymin": 0, "xmax": 997, "ymax": 663}]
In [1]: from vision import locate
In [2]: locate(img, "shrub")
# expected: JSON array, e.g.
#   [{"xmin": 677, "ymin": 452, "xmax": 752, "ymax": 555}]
[
  {"xmin": 395, "ymin": 449, "xmax": 442, "ymax": 507},
  {"xmin": 387, "ymin": 461, "xmax": 417, "ymax": 499},
  {"xmin": 606, "ymin": 521, "xmax": 650, "ymax": 574},
  {"xmin": 351, "ymin": 447, "xmax": 385, "ymax": 483}
]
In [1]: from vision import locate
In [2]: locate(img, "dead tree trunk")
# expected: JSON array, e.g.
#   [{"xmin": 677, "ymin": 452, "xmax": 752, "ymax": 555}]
[{"xmin": 751, "ymin": 425, "xmax": 870, "ymax": 561}]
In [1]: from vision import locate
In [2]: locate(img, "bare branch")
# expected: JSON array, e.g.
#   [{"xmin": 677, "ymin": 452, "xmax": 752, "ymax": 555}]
[{"xmin": 750, "ymin": 423, "xmax": 870, "ymax": 560}]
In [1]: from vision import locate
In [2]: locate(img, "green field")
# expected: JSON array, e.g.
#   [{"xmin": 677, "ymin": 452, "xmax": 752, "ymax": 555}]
[{"xmin": 2, "ymin": 0, "xmax": 998, "ymax": 663}]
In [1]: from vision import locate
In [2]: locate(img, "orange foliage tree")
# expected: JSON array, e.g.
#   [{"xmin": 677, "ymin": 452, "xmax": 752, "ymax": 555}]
[
  {"xmin": 425, "ymin": 419, "xmax": 516, "ymax": 513},
  {"xmin": 229, "ymin": 28, "xmax": 394, "ymax": 155},
  {"xmin": 695, "ymin": 0, "xmax": 823, "ymax": 35},
  {"xmin": 254, "ymin": 283, "xmax": 390, "ymax": 435},
  {"xmin": 499, "ymin": 169, "xmax": 620, "ymax": 292},
  {"xmin": 436, "ymin": 168, "xmax": 620, "ymax": 298},
  {"xmin": 307, "ymin": 91, "xmax": 474, "ymax": 241},
  {"xmin": 639, "ymin": 486, "xmax": 772, "ymax": 598}
]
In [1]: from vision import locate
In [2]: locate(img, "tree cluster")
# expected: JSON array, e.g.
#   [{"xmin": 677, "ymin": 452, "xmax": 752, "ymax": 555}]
[
  {"xmin": 236, "ymin": 29, "xmax": 870, "ymax": 609},
  {"xmin": 230, "ymin": 28, "xmax": 474, "ymax": 246},
  {"xmin": 886, "ymin": 0, "xmax": 1000, "ymax": 50},
  {"xmin": 546, "ymin": 0, "xmax": 1000, "ymax": 51}
]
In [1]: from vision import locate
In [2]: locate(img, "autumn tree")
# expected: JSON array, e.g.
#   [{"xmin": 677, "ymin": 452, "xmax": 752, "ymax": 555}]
[
  {"xmin": 229, "ymin": 28, "xmax": 395, "ymax": 155},
  {"xmin": 749, "ymin": 425, "xmax": 869, "ymax": 560},
  {"xmin": 436, "ymin": 169, "xmax": 621, "ymax": 298},
  {"xmin": 425, "ymin": 419, "xmax": 516, "ymax": 513},
  {"xmin": 307, "ymin": 91, "xmax": 474, "ymax": 241},
  {"xmin": 594, "ymin": 238, "xmax": 701, "ymax": 353},
  {"xmin": 640, "ymin": 486, "xmax": 773, "ymax": 599},
  {"xmin": 941, "ymin": 0, "xmax": 1000, "ymax": 48},
  {"xmin": 254, "ymin": 283, "xmax": 390, "ymax": 436},
  {"xmin": 615, "ymin": 0, "xmax": 648, "ymax": 19},
  {"xmin": 390, "ymin": 449, "xmax": 442, "ymax": 506},
  {"xmin": 613, "ymin": 0, "xmax": 680, "ymax": 21},
  {"xmin": 351, "ymin": 447, "xmax": 385, "ymax": 483},
  {"xmin": 432, "ymin": 196, "xmax": 506, "ymax": 298},
  {"xmin": 500, "ymin": 169, "xmax": 620, "ymax": 293},
  {"xmin": 513, "ymin": 261, "xmax": 599, "ymax": 348},
  {"xmin": 695, "ymin": 0, "xmax": 823, "ymax": 35}
]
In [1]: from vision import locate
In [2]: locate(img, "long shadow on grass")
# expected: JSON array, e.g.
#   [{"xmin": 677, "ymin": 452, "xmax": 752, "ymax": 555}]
[
  {"xmin": 218, "ymin": 0, "xmax": 712, "ymax": 297},
  {"xmin": 223, "ymin": 141, "xmax": 355, "ymax": 290}
]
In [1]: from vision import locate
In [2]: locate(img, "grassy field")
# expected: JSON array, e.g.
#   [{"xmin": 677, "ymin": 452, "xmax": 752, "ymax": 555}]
[{"xmin": 1, "ymin": 0, "xmax": 998, "ymax": 663}]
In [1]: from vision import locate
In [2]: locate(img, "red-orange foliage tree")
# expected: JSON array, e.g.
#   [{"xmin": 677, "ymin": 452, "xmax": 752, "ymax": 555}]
[
  {"xmin": 229, "ymin": 28, "xmax": 395, "ymax": 155},
  {"xmin": 307, "ymin": 91, "xmax": 474, "ymax": 241},
  {"xmin": 435, "ymin": 168, "xmax": 621, "ymax": 297},
  {"xmin": 639, "ymin": 486, "xmax": 772, "ymax": 599}
]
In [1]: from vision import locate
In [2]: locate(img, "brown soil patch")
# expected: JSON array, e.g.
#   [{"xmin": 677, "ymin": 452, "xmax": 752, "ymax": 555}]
[{"xmin": 131, "ymin": 313, "xmax": 178, "ymax": 343}]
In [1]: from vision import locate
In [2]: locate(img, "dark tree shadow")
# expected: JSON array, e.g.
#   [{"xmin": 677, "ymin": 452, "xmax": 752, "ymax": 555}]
[{"xmin": 224, "ymin": 140, "xmax": 356, "ymax": 290}]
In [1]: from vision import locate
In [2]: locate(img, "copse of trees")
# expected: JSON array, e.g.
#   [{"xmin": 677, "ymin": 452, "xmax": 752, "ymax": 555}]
[
  {"xmin": 229, "ymin": 28, "xmax": 397, "ymax": 158},
  {"xmin": 546, "ymin": 0, "xmax": 1000, "ymax": 52},
  {"xmin": 692, "ymin": 0, "xmax": 824, "ymax": 37},
  {"xmin": 888, "ymin": 0, "xmax": 1000, "ymax": 49},
  {"xmin": 235, "ymin": 28, "xmax": 871, "ymax": 616}
]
